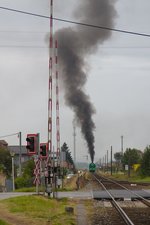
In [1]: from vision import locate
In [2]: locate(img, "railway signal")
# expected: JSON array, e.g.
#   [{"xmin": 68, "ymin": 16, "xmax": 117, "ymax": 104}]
[
  {"xmin": 26, "ymin": 134, "xmax": 38, "ymax": 155},
  {"xmin": 40, "ymin": 143, "xmax": 48, "ymax": 159}
]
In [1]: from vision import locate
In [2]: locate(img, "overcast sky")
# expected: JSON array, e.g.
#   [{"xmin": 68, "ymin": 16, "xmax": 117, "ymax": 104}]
[{"xmin": 0, "ymin": 0, "xmax": 150, "ymax": 162}]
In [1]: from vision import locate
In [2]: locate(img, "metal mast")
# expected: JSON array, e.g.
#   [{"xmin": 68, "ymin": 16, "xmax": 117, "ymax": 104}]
[
  {"xmin": 55, "ymin": 40, "xmax": 60, "ymax": 166},
  {"xmin": 48, "ymin": 0, "xmax": 53, "ymax": 161},
  {"xmin": 121, "ymin": 135, "xmax": 124, "ymax": 155},
  {"xmin": 46, "ymin": 0, "xmax": 53, "ymax": 196},
  {"xmin": 73, "ymin": 119, "xmax": 76, "ymax": 164}
]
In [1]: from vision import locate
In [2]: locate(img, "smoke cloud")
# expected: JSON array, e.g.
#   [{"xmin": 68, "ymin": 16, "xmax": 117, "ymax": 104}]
[{"xmin": 55, "ymin": 0, "xmax": 117, "ymax": 162}]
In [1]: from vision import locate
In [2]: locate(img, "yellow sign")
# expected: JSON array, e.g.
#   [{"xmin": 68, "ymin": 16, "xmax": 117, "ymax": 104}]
[{"xmin": 133, "ymin": 164, "xmax": 140, "ymax": 171}]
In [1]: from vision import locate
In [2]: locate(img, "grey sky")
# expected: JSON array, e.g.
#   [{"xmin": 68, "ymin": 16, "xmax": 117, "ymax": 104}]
[{"xmin": 0, "ymin": 0, "xmax": 150, "ymax": 162}]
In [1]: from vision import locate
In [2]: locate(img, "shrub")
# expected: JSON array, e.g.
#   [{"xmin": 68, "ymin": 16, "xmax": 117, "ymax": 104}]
[{"xmin": 15, "ymin": 176, "xmax": 33, "ymax": 189}]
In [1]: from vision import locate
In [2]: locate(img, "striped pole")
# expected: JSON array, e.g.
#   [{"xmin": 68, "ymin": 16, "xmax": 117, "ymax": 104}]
[
  {"xmin": 55, "ymin": 40, "xmax": 60, "ymax": 167},
  {"xmin": 48, "ymin": 0, "xmax": 53, "ymax": 162},
  {"xmin": 46, "ymin": 0, "xmax": 54, "ymax": 196}
]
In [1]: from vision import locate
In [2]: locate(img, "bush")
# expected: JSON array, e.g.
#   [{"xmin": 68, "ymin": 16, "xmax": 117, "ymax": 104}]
[
  {"xmin": 140, "ymin": 146, "xmax": 150, "ymax": 176},
  {"xmin": 15, "ymin": 159, "xmax": 35, "ymax": 189},
  {"xmin": 15, "ymin": 176, "xmax": 33, "ymax": 189}
]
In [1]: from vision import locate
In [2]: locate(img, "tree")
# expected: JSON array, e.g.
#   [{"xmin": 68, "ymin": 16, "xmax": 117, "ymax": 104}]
[
  {"xmin": 114, "ymin": 152, "xmax": 123, "ymax": 171},
  {"xmin": 122, "ymin": 148, "xmax": 142, "ymax": 167},
  {"xmin": 140, "ymin": 146, "xmax": 150, "ymax": 176},
  {"xmin": 61, "ymin": 142, "xmax": 75, "ymax": 171},
  {"xmin": 0, "ymin": 147, "xmax": 12, "ymax": 177},
  {"xmin": 23, "ymin": 159, "xmax": 35, "ymax": 178},
  {"xmin": 114, "ymin": 152, "xmax": 123, "ymax": 163},
  {"xmin": 15, "ymin": 159, "xmax": 35, "ymax": 189},
  {"xmin": 61, "ymin": 142, "xmax": 69, "ymax": 153}
]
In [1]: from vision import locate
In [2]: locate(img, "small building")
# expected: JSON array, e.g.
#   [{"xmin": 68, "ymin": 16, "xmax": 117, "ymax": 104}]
[
  {"xmin": 8, "ymin": 146, "xmax": 30, "ymax": 166},
  {"xmin": 0, "ymin": 140, "xmax": 8, "ymax": 148}
]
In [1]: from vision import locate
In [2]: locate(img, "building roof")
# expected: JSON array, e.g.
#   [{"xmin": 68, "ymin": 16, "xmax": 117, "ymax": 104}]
[
  {"xmin": 0, "ymin": 140, "xmax": 8, "ymax": 146},
  {"xmin": 8, "ymin": 146, "xmax": 27, "ymax": 155}
]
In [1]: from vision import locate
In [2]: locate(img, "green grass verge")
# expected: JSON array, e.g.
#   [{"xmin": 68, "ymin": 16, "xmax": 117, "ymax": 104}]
[
  {"xmin": 108, "ymin": 173, "xmax": 150, "ymax": 183},
  {"xmin": 14, "ymin": 187, "xmax": 36, "ymax": 192},
  {"xmin": 0, "ymin": 219, "xmax": 10, "ymax": 225},
  {"xmin": 2, "ymin": 195, "xmax": 76, "ymax": 225},
  {"xmin": 127, "ymin": 176, "xmax": 150, "ymax": 183},
  {"xmin": 15, "ymin": 186, "xmax": 75, "ymax": 193}
]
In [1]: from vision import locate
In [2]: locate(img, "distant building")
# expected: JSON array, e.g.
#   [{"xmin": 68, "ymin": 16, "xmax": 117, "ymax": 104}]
[
  {"xmin": 8, "ymin": 146, "xmax": 30, "ymax": 166},
  {"xmin": 0, "ymin": 140, "xmax": 30, "ymax": 166},
  {"xmin": 0, "ymin": 140, "xmax": 8, "ymax": 148}
]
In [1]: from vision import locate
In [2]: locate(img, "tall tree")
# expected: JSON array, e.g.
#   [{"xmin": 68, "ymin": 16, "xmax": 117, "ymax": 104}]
[
  {"xmin": 114, "ymin": 152, "xmax": 123, "ymax": 171},
  {"xmin": 122, "ymin": 148, "xmax": 142, "ymax": 167},
  {"xmin": 23, "ymin": 159, "xmax": 35, "ymax": 178},
  {"xmin": 61, "ymin": 142, "xmax": 69, "ymax": 153},
  {"xmin": 61, "ymin": 142, "xmax": 74, "ymax": 167},
  {"xmin": 141, "ymin": 146, "xmax": 150, "ymax": 176},
  {"xmin": 114, "ymin": 152, "xmax": 123, "ymax": 163},
  {"xmin": 0, "ymin": 147, "xmax": 12, "ymax": 177}
]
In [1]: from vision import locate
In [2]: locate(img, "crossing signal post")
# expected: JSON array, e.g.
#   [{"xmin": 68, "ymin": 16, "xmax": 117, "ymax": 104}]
[
  {"xmin": 26, "ymin": 133, "xmax": 41, "ymax": 194},
  {"xmin": 40, "ymin": 143, "xmax": 48, "ymax": 159},
  {"xmin": 26, "ymin": 134, "xmax": 38, "ymax": 155}
]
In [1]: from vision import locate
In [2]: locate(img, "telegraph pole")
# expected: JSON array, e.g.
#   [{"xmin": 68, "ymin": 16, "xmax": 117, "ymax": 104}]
[
  {"xmin": 18, "ymin": 131, "xmax": 22, "ymax": 176},
  {"xmin": 111, "ymin": 146, "xmax": 113, "ymax": 175},
  {"xmin": 107, "ymin": 150, "xmax": 108, "ymax": 172},
  {"xmin": 121, "ymin": 135, "xmax": 123, "ymax": 155},
  {"xmin": 36, "ymin": 133, "xmax": 40, "ymax": 194},
  {"xmin": 73, "ymin": 119, "xmax": 76, "ymax": 164},
  {"xmin": 10, "ymin": 152, "xmax": 15, "ymax": 191}
]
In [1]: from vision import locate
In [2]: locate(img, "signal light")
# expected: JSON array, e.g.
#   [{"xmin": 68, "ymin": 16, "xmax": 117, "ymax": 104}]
[
  {"xmin": 26, "ymin": 134, "xmax": 37, "ymax": 155},
  {"xmin": 40, "ymin": 143, "xmax": 48, "ymax": 159}
]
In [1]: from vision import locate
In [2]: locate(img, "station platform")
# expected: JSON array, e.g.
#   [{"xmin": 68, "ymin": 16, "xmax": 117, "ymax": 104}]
[{"xmin": 93, "ymin": 189, "xmax": 150, "ymax": 200}]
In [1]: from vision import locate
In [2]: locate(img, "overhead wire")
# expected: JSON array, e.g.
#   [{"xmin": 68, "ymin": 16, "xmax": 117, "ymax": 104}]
[
  {"xmin": 0, "ymin": 45, "xmax": 150, "ymax": 49},
  {"xmin": 0, "ymin": 6, "xmax": 150, "ymax": 38},
  {"xmin": 0, "ymin": 132, "xmax": 19, "ymax": 139}
]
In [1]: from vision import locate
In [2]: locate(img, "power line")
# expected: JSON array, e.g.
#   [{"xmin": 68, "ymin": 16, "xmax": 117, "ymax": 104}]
[
  {"xmin": 0, "ymin": 45, "xmax": 48, "ymax": 48},
  {"xmin": 0, "ymin": 6, "xmax": 150, "ymax": 38},
  {"xmin": 0, "ymin": 45, "xmax": 150, "ymax": 49},
  {"xmin": 0, "ymin": 132, "xmax": 19, "ymax": 139}
]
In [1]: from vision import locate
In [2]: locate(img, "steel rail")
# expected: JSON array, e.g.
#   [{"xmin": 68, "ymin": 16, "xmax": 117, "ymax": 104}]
[
  {"xmin": 93, "ymin": 175, "xmax": 134, "ymax": 225},
  {"xmin": 99, "ymin": 175, "xmax": 150, "ymax": 207}
]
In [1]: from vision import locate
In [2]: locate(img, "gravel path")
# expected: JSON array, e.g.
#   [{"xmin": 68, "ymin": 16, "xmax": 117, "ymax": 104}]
[{"xmin": 76, "ymin": 201, "xmax": 88, "ymax": 225}]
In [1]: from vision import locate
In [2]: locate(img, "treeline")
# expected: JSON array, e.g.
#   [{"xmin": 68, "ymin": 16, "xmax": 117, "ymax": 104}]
[{"xmin": 114, "ymin": 145, "xmax": 150, "ymax": 176}]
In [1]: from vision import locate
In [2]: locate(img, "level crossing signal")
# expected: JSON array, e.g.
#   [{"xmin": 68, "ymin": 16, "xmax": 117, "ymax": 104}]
[
  {"xmin": 40, "ymin": 143, "xmax": 48, "ymax": 159},
  {"xmin": 89, "ymin": 163, "xmax": 96, "ymax": 172},
  {"xmin": 26, "ymin": 134, "xmax": 37, "ymax": 155}
]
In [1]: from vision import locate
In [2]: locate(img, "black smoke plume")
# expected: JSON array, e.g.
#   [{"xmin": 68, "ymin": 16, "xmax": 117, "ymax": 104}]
[{"xmin": 55, "ymin": 0, "xmax": 117, "ymax": 162}]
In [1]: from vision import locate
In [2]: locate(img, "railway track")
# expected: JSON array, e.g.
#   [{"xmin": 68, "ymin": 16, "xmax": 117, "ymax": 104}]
[{"xmin": 92, "ymin": 173, "xmax": 150, "ymax": 225}]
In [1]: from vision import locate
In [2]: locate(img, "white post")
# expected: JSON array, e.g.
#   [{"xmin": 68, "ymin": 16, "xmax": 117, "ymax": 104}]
[{"xmin": 10, "ymin": 152, "xmax": 15, "ymax": 191}]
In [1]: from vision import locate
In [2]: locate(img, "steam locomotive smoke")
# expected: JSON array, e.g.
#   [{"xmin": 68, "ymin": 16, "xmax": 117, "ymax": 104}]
[{"xmin": 55, "ymin": 0, "xmax": 117, "ymax": 162}]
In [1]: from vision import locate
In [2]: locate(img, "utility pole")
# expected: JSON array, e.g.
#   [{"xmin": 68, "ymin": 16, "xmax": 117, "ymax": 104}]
[
  {"xmin": 103, "ymin": 156, "xmax": 105, "ymax": 172},
  {"xmin": 73, "ymin": 119, "xmax": 76, "ymax": 164},
  {"xmin": 107, "ymin": 150, "xmax": 108, "ymax": 172},
  {"xmin": 121, "ymin": 135, "xmax": 123, "ymax": 155},
  {"xmin": 19, "ymin": 131, "xmax": 22, "ymax": 176},
  {"xmin": 10, "ymin": 151, "xmax": 15, "ymax": 191},
  {"xmin": 105, "ymin": 154, "xmax": 106, "ymax": 171},
  {"xmin": 111, "ymin": 146, "xmax": 113, "ymax": 175},
  {"xmin": 36, "ymin": 133, "xmax": 40, "ymax": 195},
  {"xmin": 100, "ymin": 158, "xmax": 102, "ymax": 168}
]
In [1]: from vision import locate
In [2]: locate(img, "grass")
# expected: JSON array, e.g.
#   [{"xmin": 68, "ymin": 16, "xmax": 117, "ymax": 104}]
[
  {"xmin": 0, "ymin": 220, "xmax": 10, "ymax": 225},
  {"xmin": 1, "ymin": 195, "xmax": 76, "ymax": 225},
  {"xmin": 14, "ymin": 187, "xmax": 36, "ymax": 192},
  {"xmin": 127, "ymin": 175, "xmax": 150, "ymax": 183},
  {"xmin": 105, "ymin": 172, "xmax": 150, "ymax": 183},
  {"xmin": 15, "ymin": 175, "xmax": 78, "ymax": 193}
]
